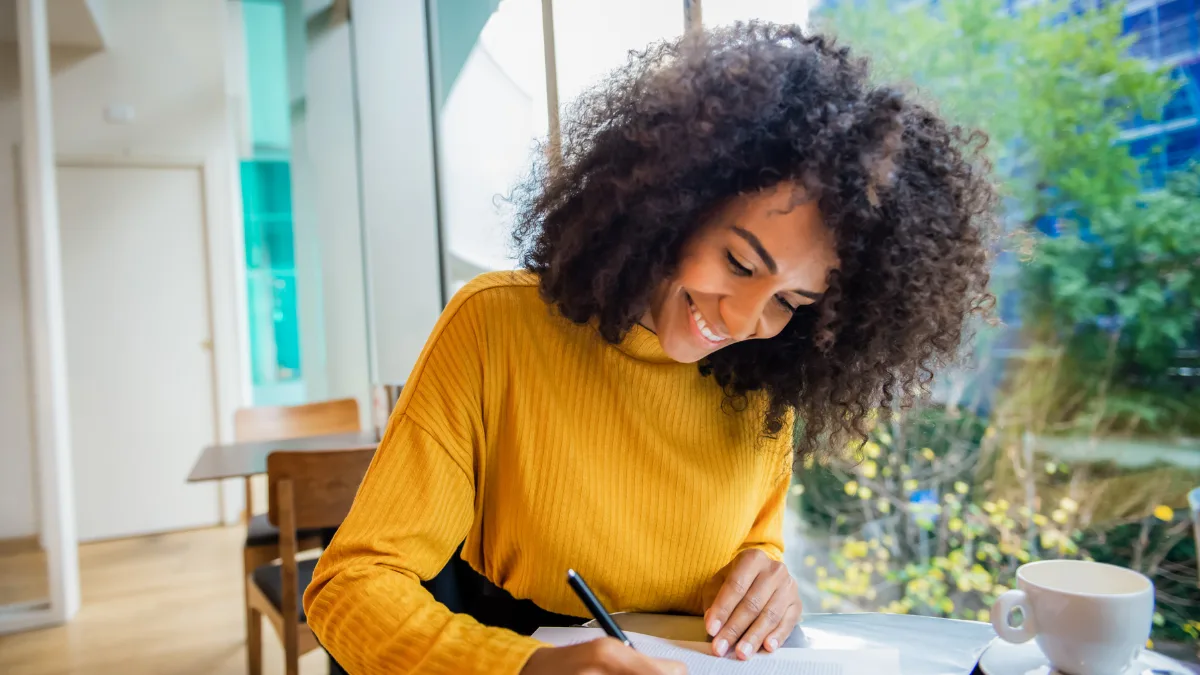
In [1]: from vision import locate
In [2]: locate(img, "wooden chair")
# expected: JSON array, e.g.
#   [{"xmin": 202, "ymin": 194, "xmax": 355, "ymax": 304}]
[
  {"xmin": 234, "ymin": 399, "xmax": 361, "ymax": 675},
  {"xmin": 247, "ymin": 448, "xmax": 374, "ymax": 675}
]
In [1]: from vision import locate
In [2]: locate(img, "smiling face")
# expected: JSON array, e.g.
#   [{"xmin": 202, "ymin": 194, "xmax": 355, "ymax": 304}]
[{"xmin": 644, "ymin": 184, "xmax": 839, "ymax": 364}]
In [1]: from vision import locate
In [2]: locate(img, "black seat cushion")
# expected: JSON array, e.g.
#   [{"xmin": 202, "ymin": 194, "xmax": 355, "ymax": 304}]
[
  {"xmin": 244, "ymin": 513, "xmax": 327, "ymax": 548},
  {"xmin": 252, "ymin": 557, "xmax": 318, "ymax": 623}
]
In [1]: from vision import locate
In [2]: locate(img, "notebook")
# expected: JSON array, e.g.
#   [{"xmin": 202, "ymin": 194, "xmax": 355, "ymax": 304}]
[{"xmin": 531, "ymin": 627, "xmax": 901, "ymax": 675}]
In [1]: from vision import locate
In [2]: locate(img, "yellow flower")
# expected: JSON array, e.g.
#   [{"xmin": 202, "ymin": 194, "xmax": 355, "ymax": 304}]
[
  {"xmin": 804, "ymin": 555, "xmax": 816, "ymax": 567},
  {"xmin": 861, "ymin": 461, "xmax": 878, "ymax": 479},
  {"xmin": 1044, "ymin": 461, "xmax": 1058, "ymax": 474},
  {"xmin": 921, "ymin": 447, "xmax": 936, "ymax": 461},
  {"xmin": 877, "ymin": 430, "xmax": 893, "ymax": 445},
  {"xmin": 816, "ymin": 567, "xmax": 828, "ymax": 578},
  {"xmin": 877, "ymin": 499, "xmax": 891, "ymax": 514},
  {"xmin": 1153, "ymin": 505, "xmax": 1174, "ymax": 521},
  {"xmin": 1145, "ymin": 638, "xmax": 1154, "ymax": 650},
  {"xmin": 983, "ymin": 501, "xmax": 997, "ymax": 514},
  {"xmin": 863, "ymin": 441, "xmax": 882, "ymax": 459},
  {"xmin": 948, "ymin": 517, "xmax": 963, "ymax": 532},
  {"xmin": 954, "ymin": 481, "xmax": 969, "ymax": 495},
  {"xmin": 1032, "ymin": 513, "xmax": 1049, "ymax": 527},
  {"xmin": 903, "ymin": 479, "xmax": 919, "ymax": 491},
  {"xmin": 790, "ymin": 484, "xmax": 805, "ymax": 496},
  {"xmin": 984, "ymin": 426, "xmax": 997, "ymax": 439},
  {"xmin": 881, "ymin": 467, "xmax": 893, "ymax": 477},
  {"xmin": 977, "ymin": 609, "xmax": 990, "ymax": 623},
  {"xmin": 859, "ymin": 486, "xmax": 874, "ymax": 500},
  {"xmin": 1059, "ymin": 497, "xmax": 1078, "ymax": 513},
  {"xmin": 996, "ymin": 499, "xmax": 1010, "ymax": 512},
  {"xmin": 900, "ymin": 465, "xmax": 912, "ymax": 475},
  {"xmin": 844, "ymin": 481, "xmax": 859, "ymax": 497},
  {"xmin": 1051, "ymin": 509, "xmax": 1069, "ymax": 525}
]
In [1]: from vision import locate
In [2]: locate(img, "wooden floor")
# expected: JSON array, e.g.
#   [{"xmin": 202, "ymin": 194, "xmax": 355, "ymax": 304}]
[
  {"xmin": 0, "ymin": 527, "xmax": 328, "ymax": 675},
  {"xmin": 0, "ymin": 541, "xmax": 50, "ymax": 606}
]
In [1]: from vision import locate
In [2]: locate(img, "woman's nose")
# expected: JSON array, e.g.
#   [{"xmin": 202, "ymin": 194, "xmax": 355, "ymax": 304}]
[{"xmin": 720, "ymin": 296, "xmax": 766, "ymax": 341}]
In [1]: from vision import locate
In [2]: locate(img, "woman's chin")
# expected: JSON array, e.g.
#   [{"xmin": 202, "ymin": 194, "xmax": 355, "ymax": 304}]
[{"xmin": 660, "ymin": 335, "xmax": 716, "ymax": 364}]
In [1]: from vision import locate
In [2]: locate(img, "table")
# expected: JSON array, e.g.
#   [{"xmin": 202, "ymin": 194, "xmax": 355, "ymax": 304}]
[
  {"xmin": 186, "ymin": 430, "xmax": 380, "ymax": 483},
  {"xmin": 587, "ymin": 613, "xmax": 1193, "ymax": 675}
]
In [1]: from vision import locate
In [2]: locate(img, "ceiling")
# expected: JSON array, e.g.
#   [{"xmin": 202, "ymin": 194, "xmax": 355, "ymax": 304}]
[{"xmin": 0, "ymin": 0, "xmax": 107, "ymax": 50}]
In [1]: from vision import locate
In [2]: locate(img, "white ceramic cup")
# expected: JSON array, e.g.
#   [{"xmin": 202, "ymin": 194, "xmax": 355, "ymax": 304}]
[{"xmin": 990, "ymin": 560, "xmax": 1155, "ymax": 675}]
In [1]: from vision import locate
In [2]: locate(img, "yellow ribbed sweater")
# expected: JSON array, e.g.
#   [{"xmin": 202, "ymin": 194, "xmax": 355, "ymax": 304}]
[{"xmin": 304, "ymin": 271, "xmax": 793, "ymax": 675}]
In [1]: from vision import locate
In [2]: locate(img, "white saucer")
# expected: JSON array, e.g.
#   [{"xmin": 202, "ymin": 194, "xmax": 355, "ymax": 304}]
[{"xmin": 978, "ymin": 639, "xmax": 1186, "ymax": 675}]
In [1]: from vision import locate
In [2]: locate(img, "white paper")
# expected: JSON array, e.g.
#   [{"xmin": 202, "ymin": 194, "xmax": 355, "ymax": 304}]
[{"xmin": 532, "ymin": 627, "xmax": 902, "ymax": 675}]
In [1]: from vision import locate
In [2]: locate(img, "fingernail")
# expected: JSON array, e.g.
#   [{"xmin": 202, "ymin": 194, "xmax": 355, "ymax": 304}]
[
  {"xmin": 767, "ymin": 637, "xmax": 779, "ymax": 652},
  {"xmin": 715, "ymin": 639, "xmax": 728, "ymax": 656},
  {"xmin": 738, "ymin": 642, "xmax": 753, "ymax": 658},
  {"xmin": 707, "ymin": 618, "xmax": 722, "ymax": 636}
]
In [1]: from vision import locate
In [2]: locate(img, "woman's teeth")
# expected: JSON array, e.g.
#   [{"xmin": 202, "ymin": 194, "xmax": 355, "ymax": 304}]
[{"xmin": 689, "ymin": 299, "xmax": 726, "ymax": 344}]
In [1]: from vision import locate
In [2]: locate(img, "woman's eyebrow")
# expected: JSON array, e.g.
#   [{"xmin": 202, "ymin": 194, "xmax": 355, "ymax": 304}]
[{"xmin": 731, "ymin": 226, "xmax": 777, "ymax": 274}]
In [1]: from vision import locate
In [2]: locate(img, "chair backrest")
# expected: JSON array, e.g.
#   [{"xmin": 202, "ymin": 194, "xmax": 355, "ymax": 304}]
[
  {"xmin": 266, "ymin": 449, "xmax": 375, "ymax": 531},
  {"xmin": 234, "ymin": 398, "xmax": 361, "ymax": 443}
]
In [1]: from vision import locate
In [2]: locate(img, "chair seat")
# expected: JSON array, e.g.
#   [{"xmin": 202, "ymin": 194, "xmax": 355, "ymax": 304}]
[
  {"xmin": 245, "ymin": 513, "xmax": 326, "ymax": 548},
  {"xmin": 252, "ymin": 557, "xmax": 318, "ymax": 624}
]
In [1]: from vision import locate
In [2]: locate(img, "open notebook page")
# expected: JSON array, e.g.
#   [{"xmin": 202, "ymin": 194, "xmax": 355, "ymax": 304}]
[{"xmin": 531, "ymin": 627, "xmax": 901, "ymax": 675}]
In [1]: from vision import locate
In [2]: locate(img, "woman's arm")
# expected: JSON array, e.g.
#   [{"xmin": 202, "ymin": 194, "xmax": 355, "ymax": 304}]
[
  {"xmin": 304, "ymin": 415, "xmax": 542, "ymax": 674},
  {"xmin": 303, "ymin": 284, "xmax": 541, "ymax": 675}
]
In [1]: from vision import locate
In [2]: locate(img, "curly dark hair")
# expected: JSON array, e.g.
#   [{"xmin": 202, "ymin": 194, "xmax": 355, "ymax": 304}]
[{"xmin": 511, "ymin": 22, "xmax": 996, "ymax": 455}]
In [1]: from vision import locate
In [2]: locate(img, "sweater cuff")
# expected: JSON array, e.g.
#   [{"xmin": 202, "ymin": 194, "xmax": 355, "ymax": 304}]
[{"xmin": 425, "ymin": 629, "xmax": 546, "ymax": 675}]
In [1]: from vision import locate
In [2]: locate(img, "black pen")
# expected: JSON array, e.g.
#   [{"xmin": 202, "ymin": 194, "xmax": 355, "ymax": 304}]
[{"xmin": 566, "ymin": 569, "xmax": 635, "ymax": 650}]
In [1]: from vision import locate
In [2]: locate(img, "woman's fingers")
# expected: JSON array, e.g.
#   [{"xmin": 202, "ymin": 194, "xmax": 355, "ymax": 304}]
[
  {"xmin": 712, "ymin": 562, "xmax": 789, "ymax": 657},
  {"xmin": 764, "ymin": 603, "xmax": 802, "ymax": 653},
  {"xmin": 732, "ymin": 578, "xmax": 797, "ymax": 659},
  {"xmin": 703, "ymin": 552, "xmax": 765, "ymax": 650}
]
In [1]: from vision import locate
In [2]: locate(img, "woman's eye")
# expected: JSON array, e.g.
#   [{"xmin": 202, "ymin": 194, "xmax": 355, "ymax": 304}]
[
  {"xmin": 776, "ymin": 295, "xmax": 799, "ymax": 312},
  {"xmin": 726, "ymin": 252, "xmax": 752, "ymax": 277}
]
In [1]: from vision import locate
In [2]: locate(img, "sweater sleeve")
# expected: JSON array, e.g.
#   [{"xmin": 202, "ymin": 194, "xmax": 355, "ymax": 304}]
[
  {"xmin": 737, "ymin": 438, "xmax": 794, "ymax": 563},
  {"xmin": 303, "ymin": 285, "xmax": 543, "ymax": 675}
]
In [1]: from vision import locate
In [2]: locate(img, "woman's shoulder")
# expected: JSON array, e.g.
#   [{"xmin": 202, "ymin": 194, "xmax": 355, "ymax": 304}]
[
  {"xmin": 442, "ymin": 270, "xmax": 565, "ymax": 337},
  {"xmin": 449, "ymin": 270, "xmax": 543, "ymax": 317}
]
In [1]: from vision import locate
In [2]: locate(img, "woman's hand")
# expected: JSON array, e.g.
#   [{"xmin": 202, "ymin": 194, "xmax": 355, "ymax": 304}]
[
  {"xmin": 701, "ymin": 549, "xmax": 801, "ymax": 660},
  {"xmin": 522, "ymin": 639, "xmax": 686, "ymax": 675}
]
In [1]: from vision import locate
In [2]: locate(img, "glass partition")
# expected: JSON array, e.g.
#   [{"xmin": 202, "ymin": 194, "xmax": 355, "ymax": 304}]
[
  {"xmin": 428, "ymin": 0, "xmax": 1200, "ymax": 657},
  {"xmin": 238, "ymin": 0, "xmax": 372, "ymax": 417}
]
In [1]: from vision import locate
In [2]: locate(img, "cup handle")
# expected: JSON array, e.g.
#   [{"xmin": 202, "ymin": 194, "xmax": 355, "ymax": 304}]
[{"xmin": 991, "ymin": 589, "xmax": 1037, "ymax": 643}]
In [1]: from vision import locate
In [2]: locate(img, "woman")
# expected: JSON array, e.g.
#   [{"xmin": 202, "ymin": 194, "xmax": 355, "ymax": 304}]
[{"xmin": 304, "ymin": 23, "xmax": 994, "ymax": 675}]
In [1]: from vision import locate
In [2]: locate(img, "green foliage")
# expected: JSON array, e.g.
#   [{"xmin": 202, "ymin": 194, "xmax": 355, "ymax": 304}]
[
  {"xmin": 798, "ymin": 405, "xmax": 1200, "ymax": 645},
  {"xmin": 818, "ymin": 0, "xmax": 1196, "ymax": 436},
  {"xmin": 801, "ymin": 409, "xmax": 1088, "ymax": 621},
  {"xmin": 817, "ymin": 0, "xmax": 1177, "ymax": 219},
  {"xmin": 1022, "ymin": 165, "xmax": 1200, "ymax": 433}
]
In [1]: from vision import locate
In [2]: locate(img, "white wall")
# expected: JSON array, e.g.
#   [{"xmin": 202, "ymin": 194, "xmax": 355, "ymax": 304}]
[
  {"xmin": 0, "ymin": 0, "xmax": 247, "ymax": 538},
  {"xmin": 0, "ymin": 43, "xmax": 40, "ymax": 540},
  {"xmin": 352, "ymin": 0, "xmax": 445, "ymax": 386}
]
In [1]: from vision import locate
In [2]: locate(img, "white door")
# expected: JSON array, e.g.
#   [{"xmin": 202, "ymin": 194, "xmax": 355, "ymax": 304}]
[{"xmin": 57, "ymin": 164, "xmax": 221, "ymax": 541}]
